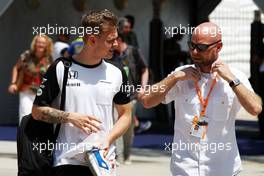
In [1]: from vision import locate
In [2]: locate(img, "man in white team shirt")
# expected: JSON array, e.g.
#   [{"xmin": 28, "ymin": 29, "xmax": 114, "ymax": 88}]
[
  {"xmin": 32, "ymin": 9, "xmax": 131, "ymax": 176},
  {"xmin": 139, "ymin": 22, "xmax": 262, "ymax": 176}
]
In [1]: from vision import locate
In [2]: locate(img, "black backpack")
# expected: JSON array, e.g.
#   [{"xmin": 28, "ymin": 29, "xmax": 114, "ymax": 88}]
[{"xmin": 17, "ymin": 57, "xmax": 71, "ymax": 176}]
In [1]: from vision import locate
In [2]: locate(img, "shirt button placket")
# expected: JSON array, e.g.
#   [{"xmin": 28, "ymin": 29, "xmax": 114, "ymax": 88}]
[
  {"xmin": 199, "ymin": 141, "xmax": 207, "ymax": 176},
  {"xmin": 198, "ymin": 141, "xmax": 201, "ymax": 176}
]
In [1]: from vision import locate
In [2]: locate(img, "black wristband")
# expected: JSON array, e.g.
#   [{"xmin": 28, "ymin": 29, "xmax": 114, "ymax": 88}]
[{"xmin": 229, "ymin": 78, "xmax": 240, "ymax": 88}]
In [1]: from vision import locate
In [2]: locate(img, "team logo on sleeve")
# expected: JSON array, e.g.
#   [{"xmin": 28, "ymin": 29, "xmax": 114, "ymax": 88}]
[{"xmin": 68, "ymin": 70, "xmax": 78, "ymax": 79}]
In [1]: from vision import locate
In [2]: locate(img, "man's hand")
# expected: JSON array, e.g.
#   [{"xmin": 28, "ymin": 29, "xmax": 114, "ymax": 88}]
[
  {"xmin": 138, "ymin": 66, "xmax": 201, "ymax": 108},
  {"xmin": 211, "ymin": 60, "xmax": 262, "ymax": 116},
  {"xmin": 32, "ymin": 105, "xmax": 102, "ymax": 135},
  {"xmin": 8, "ymin": 84, "xmax": 18, "ymax": 94},
  {"xmin": 68, "ymin": 112, "xmax": 102, "ymax": 135},
  {"xmin": 175, "ymin": 67, "xmax": 201, "ymax": 82},
  {"xmin": 211, "ymin": 61, "xmax": 235, "ymax": 82},
  {"xmin": 102, "ymin": 138, "xmax": 111, "ymax": 158}
]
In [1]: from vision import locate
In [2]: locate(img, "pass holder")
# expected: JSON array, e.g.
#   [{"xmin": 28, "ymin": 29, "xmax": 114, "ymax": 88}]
[
  {"xmin": 189, "ymin": 72, "xmax": 217, "ymax": 140},
  {"xmin": 190, "ymin": 115, "xmax": 209, "ymax": 139}
]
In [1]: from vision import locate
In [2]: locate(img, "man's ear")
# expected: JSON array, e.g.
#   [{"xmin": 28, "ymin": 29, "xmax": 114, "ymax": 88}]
[{"xmin": 86, "ymin": 35, "xmax": 96, "ymax": 45}]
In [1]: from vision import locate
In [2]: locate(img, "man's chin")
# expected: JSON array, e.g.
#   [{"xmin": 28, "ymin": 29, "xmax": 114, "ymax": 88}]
[
  {"xmin": 194, "ymin": 61, "xmax": 213, "ymax": 67},
  {"xmin": 104, "ymin": 53, "xmax": 113, "ymax": 59},
  {"xmin": 193, "ymin": 61, "xmax": 203, "ymax": 67}
]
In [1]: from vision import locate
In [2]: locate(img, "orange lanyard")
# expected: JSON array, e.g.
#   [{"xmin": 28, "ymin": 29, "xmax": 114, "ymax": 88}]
[{"xmin": 194, "ymin": 76, "xmax": 217, "ymax": 117}]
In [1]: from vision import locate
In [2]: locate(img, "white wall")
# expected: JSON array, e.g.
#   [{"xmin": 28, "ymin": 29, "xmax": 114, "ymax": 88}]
[{"xmin": 209, "ymin": 0, "xmax": 264, "ymax": 78}]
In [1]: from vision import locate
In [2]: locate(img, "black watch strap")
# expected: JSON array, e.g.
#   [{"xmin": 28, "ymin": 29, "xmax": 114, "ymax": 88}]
[{"xmin": 229, "ymin": 78, "xmax": 240, "ymax": 88}]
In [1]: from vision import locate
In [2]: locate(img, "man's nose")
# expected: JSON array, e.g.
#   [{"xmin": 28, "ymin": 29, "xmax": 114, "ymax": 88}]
[
  {"xmin": 191, "ymin": 48, "xmax": 200, "ymax": 55},
  {"xmin": 113, "ymin": 40, "xmax": 118, "ymax": 47}
]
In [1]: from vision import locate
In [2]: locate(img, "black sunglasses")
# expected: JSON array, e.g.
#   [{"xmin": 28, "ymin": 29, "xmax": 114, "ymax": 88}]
[{"xmin": 187, "ymin": 40, "xmax": 221, "ymax": 52}]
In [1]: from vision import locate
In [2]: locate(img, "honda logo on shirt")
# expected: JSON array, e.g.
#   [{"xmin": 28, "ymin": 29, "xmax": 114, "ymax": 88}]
[{"xmin": 68, "ymin": 71, "xmax": 78, "ymax": 79}]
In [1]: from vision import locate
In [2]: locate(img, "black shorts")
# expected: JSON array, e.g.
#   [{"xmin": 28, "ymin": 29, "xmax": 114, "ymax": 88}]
[{"xmin": 52, "ymin": 165, "xmax": 93, "ymax": 176}]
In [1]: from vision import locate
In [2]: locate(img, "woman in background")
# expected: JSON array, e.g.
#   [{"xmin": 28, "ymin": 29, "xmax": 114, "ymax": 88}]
[{"xmin": 8, "ymin": 34, "xmax": 53, "ymax": 123}]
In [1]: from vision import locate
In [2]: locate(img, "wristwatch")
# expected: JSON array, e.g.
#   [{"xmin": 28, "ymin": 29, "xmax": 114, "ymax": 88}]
[{"xmin": 229, "ymin": 78, "xmax": 240, "ymax": 88}]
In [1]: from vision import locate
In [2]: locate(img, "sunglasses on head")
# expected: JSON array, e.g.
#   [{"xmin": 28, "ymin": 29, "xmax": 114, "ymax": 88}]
[{"xmin": 187, "ymin": 40, "xmax": 221, "ymax": 52}]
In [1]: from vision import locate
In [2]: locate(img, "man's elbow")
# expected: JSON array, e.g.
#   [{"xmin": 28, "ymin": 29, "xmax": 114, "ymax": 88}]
[
  {"xmin": 141, "ymin": 97, "xmax": 155, "ymax": 109},
  {"xmin": 250, "ymin": 104, "xmax": 262, "ymax": 116}
]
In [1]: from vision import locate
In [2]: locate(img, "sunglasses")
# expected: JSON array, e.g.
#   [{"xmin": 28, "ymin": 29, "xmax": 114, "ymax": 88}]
[{"xmin": 188, "ymin": 40, "xmax": 221, "ymax": 52}]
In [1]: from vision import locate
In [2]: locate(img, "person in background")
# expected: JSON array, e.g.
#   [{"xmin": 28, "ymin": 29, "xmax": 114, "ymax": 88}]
[
  {"xmin": 109, "ymin": 32, "xmax": 149, "ymax": 164},
  {"xmin": 163, "ymin": 29, "xmax": 191, "ymax": 76},
  {"xmin": 67, "ymin": 37, "xmax": 84, "ymax": 56},
  {"xmin": 52, "ymin": 32, "xmax": 70, "ymax": 60},
  {"xmin": 163, "ymin": 28, "xmax": 191, "ymax": 122},
  {"xmin": 8, "ymin": 34, "xmax": 53, "ymax": 123},
  {"xmin": 118, "ymin": 17, "xmax": 138, "ymax": 48},
  {"xmin": 118, "ymin": 16, "xmax": 151, "ymax": 132}
]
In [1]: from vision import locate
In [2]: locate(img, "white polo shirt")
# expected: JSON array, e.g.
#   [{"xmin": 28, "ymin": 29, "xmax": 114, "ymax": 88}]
[{"xmin": 163, "ymin": 65, "xmax": 253, "ymax": 176}]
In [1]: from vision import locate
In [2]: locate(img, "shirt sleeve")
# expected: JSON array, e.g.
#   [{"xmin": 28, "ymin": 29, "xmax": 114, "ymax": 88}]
[
  {"xmin": 163, "ymin": 85, "xmax": 179, "ymax": 104},
  {"xmin": 162, "ymin": 66, "xmax": 188, "ymax": 104},
  {"xmin": 33, "ymin": 61, "xmax": 60, "ymax": 107},
  {"xmin": 113, "ymin": 68, "xmax": 131, "ymax": 105}
]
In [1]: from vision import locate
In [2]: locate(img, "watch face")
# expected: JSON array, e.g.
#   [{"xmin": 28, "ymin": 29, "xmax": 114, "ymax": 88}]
[
  {"xmin": 234, "ymin": 78, "xmax": 240, "ymax": 85},
  {"xmin": 229, "ymin": 78, "xmax": 240, "ymax": 87}
]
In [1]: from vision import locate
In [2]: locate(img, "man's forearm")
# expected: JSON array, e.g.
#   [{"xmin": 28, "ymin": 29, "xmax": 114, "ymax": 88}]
[
  {"xmin": 232, "ymin": 84, "xmax": 262, "ymax": 116},
  {"xmin": 11, "ymin": 65, "xmax": 18, "ymax": 84},
  {"xmin": 108, "ymin": 113, "xmax": 131, "ymax": 145},
  {"xmin": 140, "ymin": 73, "xmax": 179, "ymax": 108},
  {"xmin": 108, "ymin": 103, "xmax": 132, "ymax": 145},
  {"xmin": 32, "ymin": 105, "xmax": 70, "ymax": 123}
]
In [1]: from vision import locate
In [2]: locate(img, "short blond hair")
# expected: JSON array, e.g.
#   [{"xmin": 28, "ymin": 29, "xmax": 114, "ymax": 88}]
[{"xmin": 81, "ymin": 9, "xmax": 118, "ymax": 36}]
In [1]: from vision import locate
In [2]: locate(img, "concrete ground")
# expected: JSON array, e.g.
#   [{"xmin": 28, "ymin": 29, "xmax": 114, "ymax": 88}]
[
  {"xmin": 0, "ymin": 108, "xmax": 263, "ymax": 176},
  {"xmin": 0, "ymin": 141, "xmax": 264, "ymax": 176}
]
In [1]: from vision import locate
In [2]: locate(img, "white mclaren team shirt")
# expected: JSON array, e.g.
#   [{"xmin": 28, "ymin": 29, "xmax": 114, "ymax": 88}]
[
  {"xmin": 163, "ymin": 65, "xmax": 254, "ymax": 176},
  {"xmin": 34, "ymin": 58, "xmax": 130, "ymax": 167}
]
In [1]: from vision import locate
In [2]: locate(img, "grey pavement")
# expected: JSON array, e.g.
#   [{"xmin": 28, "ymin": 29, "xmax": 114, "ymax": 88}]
[
  {"xmin": 0, "ymin": 108, "xmax": 264, "ymax": 176},
  {"xmin": 0, "ymin": 141, "xmax": 264, "ymax": 176}
]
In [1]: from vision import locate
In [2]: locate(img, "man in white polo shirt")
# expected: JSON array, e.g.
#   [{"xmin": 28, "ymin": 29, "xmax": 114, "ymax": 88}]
[
  {"xmin": 32, "ymin": 9, "xmax": 131, "ymax": 176},
  {"xmin": 139, "ymin": 22, "xmax": 262, "ymax": 176}
]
